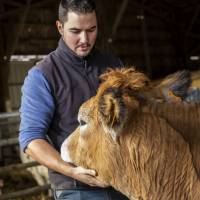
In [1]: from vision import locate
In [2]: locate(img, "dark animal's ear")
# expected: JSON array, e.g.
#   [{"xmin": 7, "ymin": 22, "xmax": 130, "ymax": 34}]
[
  {"xmin": 156, "ymin": 70, "xmax": 191, "ymax": 102},
  {"xmin": 98, "ymin": 88, "xmax": 139, "ymax": 141}
]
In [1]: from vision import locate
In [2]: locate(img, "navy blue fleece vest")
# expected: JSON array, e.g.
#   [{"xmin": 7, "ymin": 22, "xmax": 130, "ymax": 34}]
[{"xmin": 36, "ymin": 38, "xmax": 123, "ymax": 189}]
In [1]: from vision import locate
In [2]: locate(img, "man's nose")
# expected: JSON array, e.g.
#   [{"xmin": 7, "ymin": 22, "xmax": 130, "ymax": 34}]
[{"xmin": 80, "ymin": 31, "xmax": 88, "ymax": 43}]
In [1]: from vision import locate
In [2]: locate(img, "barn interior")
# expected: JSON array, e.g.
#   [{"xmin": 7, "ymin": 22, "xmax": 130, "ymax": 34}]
[{"xmin": 0, "ymin": 0, "xmax": 200, "ymax": 199}]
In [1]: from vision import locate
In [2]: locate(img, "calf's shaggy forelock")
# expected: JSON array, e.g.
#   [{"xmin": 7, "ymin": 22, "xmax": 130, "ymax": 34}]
[{"xmin": 61, "ymin": 68, "xmax": 200, "ymax": 200}]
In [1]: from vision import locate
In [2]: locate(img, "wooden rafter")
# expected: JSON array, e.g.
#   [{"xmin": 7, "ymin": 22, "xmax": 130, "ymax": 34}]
[
  {"xmin": 0, "ymin": 0, "xmax": 54, "ymax": 20},
  {"xmin": 9, "ymin": 0, "xmax": 32, "ymax": 55},
  {"xmin": 189, "ymin": 44, "xmax": 200, "ymax": 55},
  {"xmin": 0, "ymin": 0, "xmax": 4, "ymax": 14},
  {"xmin": 185, "ymin": 5, "xmax": 200, "ymax": 39},
  {"xmin": 0, "ymin": 0, "xmax": 33, "ymax": 112},
  {"xmin": 130, "ymin": 0, "xmax": 175, "ymax": 25},
  {"xmin": 111, "ymin": 0, "xmax": 129, "ymax": 38},
  {"xmin": 2, "ymin": 0, "xmax": 24, "ymax": 8},
  {"xmin": 189, "ymin": 33, "xmax": 200, "ymax": 40},
  {"xmin": 141, "ymin": 0, "xmax": 151, "ymax": 77}
]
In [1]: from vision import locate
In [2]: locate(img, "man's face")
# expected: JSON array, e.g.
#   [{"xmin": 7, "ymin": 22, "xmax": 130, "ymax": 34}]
[{"xmin": 57, "ymin": 11, "xmax": 98, "ymax": 57}]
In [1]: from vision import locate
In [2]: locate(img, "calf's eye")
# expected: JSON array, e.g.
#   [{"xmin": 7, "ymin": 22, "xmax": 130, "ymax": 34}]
[{"xmin": 80, "ymin": 120, "xmax": 87, "ymax": 126}]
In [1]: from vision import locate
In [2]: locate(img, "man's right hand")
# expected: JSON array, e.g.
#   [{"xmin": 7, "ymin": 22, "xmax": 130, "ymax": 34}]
[
  {"xmin": 26, "ymin": 139, "xmax": 109, "ymax": 188},
  {"xmin": 71, "ymin": 166, "xmax": 109, "ymax": 188}
]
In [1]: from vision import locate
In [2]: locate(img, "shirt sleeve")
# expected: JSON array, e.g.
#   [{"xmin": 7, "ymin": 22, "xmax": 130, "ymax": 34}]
[{"xmin": 19, "ymin": 67, "xmax": 55, "ymax": 152}]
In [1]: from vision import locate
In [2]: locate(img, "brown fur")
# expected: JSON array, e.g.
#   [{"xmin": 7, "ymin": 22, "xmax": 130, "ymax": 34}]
[
  {"xmin": 142, "ymin": 101, "xmax": 200, "ymax": 177},
  {"xmin": 62, "ymin": 68, "xmax": 200, "ymax": 200},
  {"xmin": 99, "ymin": 67, "xmax": 191, "ymax": 102},
  {"xmin": 99, "ymin": 68, "xmax": 150, "ymax": 91}
]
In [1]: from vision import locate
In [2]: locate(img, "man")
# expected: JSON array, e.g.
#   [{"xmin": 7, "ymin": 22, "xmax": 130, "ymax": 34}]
[{"xmin": 19, "ymin": 0, "xmax": 129, "ymax": 199}]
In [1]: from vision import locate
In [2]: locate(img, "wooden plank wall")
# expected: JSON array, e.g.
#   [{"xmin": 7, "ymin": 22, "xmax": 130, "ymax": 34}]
[{"xmin": 8, "ymin": 59, "xmax": 35, "ymax": 110}]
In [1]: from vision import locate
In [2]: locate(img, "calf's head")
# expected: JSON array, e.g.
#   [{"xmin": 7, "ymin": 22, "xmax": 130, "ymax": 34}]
[
  {"xmin": 61, "ymin": 68, "xmax": 197, "ymax": 200},
  {"xmin": 61, "ymin": 68, "xmax": 147, "ymax": 184}
]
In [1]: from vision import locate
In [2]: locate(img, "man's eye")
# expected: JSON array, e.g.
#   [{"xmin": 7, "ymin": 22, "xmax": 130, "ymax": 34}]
[
  {"xmin": 87, "ymin": 28, "xmax": 96, "ymax": 32},
  {"xmin": 71, "ymin": 30, "xmax": 81, "ymax": 34},
  {"xmin": 80, "ymin": 120, "xmax": 87, "ymax": 126}
]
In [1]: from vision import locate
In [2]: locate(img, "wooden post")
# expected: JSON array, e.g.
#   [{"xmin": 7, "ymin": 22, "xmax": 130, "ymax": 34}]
[
  {"xmin": 0, "ymin": 53, "xmax": 11, "ymax": 112},
  {"xmin": 0, "ymin": 129, "xmax": 2, "ymax": 163},
  {"xmin": 0, "ymin": 13, "xmax": 11, "ymax": 112},
  {"xmin": 0, "ymin": 0, "xmax": 31, "ymax": 112},
  {"xmin": 0, "ymin": 179, "xmax": 3, "ymax": 196},
  {"xmin": 141, "ymin": 7, "xmax": 152, "ymax": 77},
  {"xmin": 111, "ymin": 0, "xmax": 129, "ymax": 39},
  {"xmin": 8, "ymin": 0, "xmax": 32, "ymax": 56}
]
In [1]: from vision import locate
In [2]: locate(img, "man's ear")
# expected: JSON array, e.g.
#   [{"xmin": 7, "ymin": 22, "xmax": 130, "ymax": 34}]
[
  {"xmin": 98, "ymin": 88, "xmax": 139, "ymax": 141},
  {"xmin": 56, "ymin": 20, "xmax": 64, "ymax": 35}
]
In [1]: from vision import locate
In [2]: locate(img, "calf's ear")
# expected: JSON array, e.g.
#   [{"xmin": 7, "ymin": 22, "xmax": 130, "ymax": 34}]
[{"xmin": 98, "ymin": 88, "xmax": 138, "ymax": 140}]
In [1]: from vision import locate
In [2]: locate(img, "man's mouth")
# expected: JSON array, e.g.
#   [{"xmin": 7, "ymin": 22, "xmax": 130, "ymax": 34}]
[{"xmin": 77, "ymin": 44, "xmax": 90, "ymax": 51}]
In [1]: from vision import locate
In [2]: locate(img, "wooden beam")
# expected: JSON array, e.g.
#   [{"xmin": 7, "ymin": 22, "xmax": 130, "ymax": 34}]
[
  {"xmin": 189, "ymin": 45, "xmax": 200, "ymax": 55},
  {"xmin": 0, "ymin": 1, "xmax": 4, "ymax": 14},
  {"xmin": 141, "ymin": 7, "xmax": 152, "ymax": 77},
  {"xmin": 2, "ymin": 0, "xmax": 24, "ymax": 8},
  {"xmin": 0, "ymin": 0, "xmax": 55, "ymax": 20},
  {"xmin": 9, "ymin": 0, "xmax": 32, "ymax": 55},
  {"xmin": 185, "ymin": 5, "xmax": 200, "ymax": 39},
  {"xmin": 111, "ymin": 0, "xmax": 129, "ymax": 38},
  {"xmin": 0, "ymin": 7, "xmax": 10, "ymax": 111},
  {"xmin": 188, "ymin": 33, "xmax": 200, "ymax": 40},
  {"xmin": 129, "ymin": 0, "xmax": 174, "ymax": 25},
  {"xmin": 0, "ymin": 0, "xmax": 32, "ymax": 112},
  {"xmin": 0, "ymin": 57, "xmax": 10, "ymax": 112},
  {"xmin": 182, "ymin": 4, "xmax": 200, "ymax": 13}
]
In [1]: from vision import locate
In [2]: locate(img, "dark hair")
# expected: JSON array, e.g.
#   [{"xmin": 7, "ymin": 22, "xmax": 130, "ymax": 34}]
[{"xmin": 58, "ymin": 0, "xmax": 96, "ymax": 23}]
